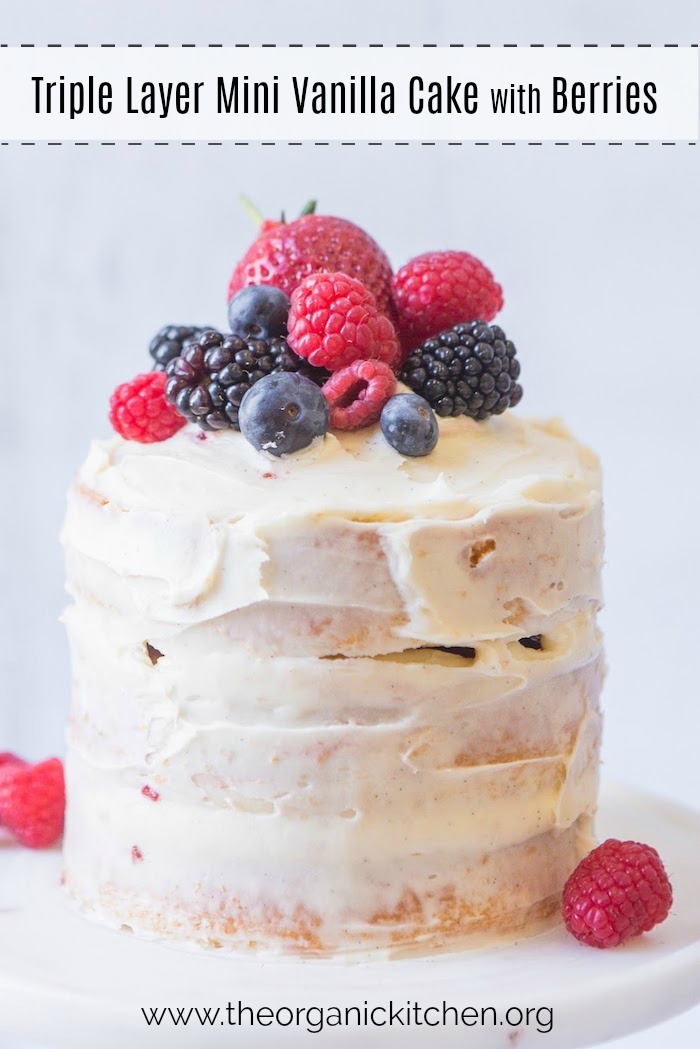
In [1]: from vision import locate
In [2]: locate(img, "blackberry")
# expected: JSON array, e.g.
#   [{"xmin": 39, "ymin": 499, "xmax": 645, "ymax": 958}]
[
  {"xmin": 400, "ymin": 322, "xmax": 523, "ymax": 421},
  {"xmin": 164, "ymin": 329, "xmax": 327, "ymax": 431},
  {"xmin": 149, "ymin": 325, "xmax": 213, "ymax": 371}
]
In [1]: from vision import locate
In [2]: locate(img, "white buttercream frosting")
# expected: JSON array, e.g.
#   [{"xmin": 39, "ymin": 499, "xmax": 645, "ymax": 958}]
[
  {"xmin": 62, "ymin": 412, "xmax": 604, "ymax": 954},
  {"xmin": 63, "ymin": 413, "xmax": 602, "ymax": 648}
]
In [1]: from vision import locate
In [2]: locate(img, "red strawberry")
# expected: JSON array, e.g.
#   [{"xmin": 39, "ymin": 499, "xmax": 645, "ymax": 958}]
[
  {"xmin": 0, "ymin": 757, "xmax": 65, "ymax": 849},
  {"xmin": 228, "ymin": 209, "xmax": 395, "ymax": 321}
]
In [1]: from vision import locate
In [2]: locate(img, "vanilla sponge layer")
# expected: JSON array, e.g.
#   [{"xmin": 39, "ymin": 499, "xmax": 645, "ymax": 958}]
[
  {"xmin": 63, "ymin": 601, "xmax": 602, "ymax": 953},
  {"xmin": 62, "ymin": 414, "xmax": 603, "ymax": 655},
  {"xmin": 62, "ymin": 414, "xmax": 604, "ymax": 954}
]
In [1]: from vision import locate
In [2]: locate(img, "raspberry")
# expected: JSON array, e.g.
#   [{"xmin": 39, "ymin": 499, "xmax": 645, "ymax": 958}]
[
  {"xmin": 110, "ymin": 372, "xmax": 187, "ymax": 444},
  {"xmin": 229, "ymin": 212, "xmax": 396, "ymax": 321},
  {"xmin": 0, "ymin": 757, "xmax": 65, "ymax": 849},
  {"xmin": 288, "ymin": 272, "xmax": 400, "ymax": 372},
  {"xmin": 563, "ymin": 839, "xmax": 672, "ymax": 949},
  {"xmin": 322, "ymin": 359, "xmax": 396, "ymax": 431},
  {"xmin": 393, "ymin": 251, "xmax": 503, "ymax": 358}
]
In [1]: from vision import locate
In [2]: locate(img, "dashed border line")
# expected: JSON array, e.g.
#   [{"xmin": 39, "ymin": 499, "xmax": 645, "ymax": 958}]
[
  {"xmin": 1, "ymin": 43, "xmax": 698, "ymax": 48},
  {"xmin": 2, "ymin": 43, "xmax": 696, "ymax": 145},
  {"xmin": 1, "ymin": 141, "xmax": 696, "ymax": 146}
]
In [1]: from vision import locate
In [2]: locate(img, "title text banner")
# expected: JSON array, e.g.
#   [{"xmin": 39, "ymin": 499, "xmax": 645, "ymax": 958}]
[{"xmin": 0, "ymin": 46, "xmax": 696, "ymax": 141}]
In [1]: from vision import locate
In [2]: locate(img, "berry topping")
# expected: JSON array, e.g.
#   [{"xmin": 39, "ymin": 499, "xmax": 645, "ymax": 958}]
[
  {"xmin": 260, "ymin": 218, "xmax": 283, "ymax": 234},
  {"xmin": 141, "ymin": 785, "xmax": 160, "ymax": 801},
  {"xmin": 322, "ymin": 359, "xmax": 396, "ymax": 431},
  {"xmin": 400, "ymin": 322, "xmax": 522, "ymax": 420},
  {"xmin": 0, "ymin": 753, "xmax": 27, "ymax": 770},
  {"xmin": 228, "ymin": 211, "xmax": 395, "ymax": 321},
  {"xmin": 239, "ymin": 372, "xmax": 330, "ymax": 456},
  {"xmin": 287, "ymin": 272, "xmax": 400, "ymax": 372},
  {"xmin": 0, "ymin": 757, "xmax": 65, "ymax": 849},
  {"xmin": 563, "ymin": 839, "xmax": 672, "ymax": 949},
  {"xmin": 132, "ymin": 845, "xmax": 144, "ymax": 863},
  {"xmin": 164, "ymin": 329, "xmax": 326, "ymax": 432},
  {"xmin": 227, "ymin": 285, "xmax": 291, "ymax": 340},
  {"xmin": 393, "ymin": 250, "xmax": 503, "ymax": 356},
  {"xmin": 380, "ymin": 393, "xmax": 439, "ymax": 457},
  {"xmin": 149, "ymin": 326, "xmax": 214, "ymax": 372},
  {"xmin": 109, "ymin": 372, "xmax": 187, "ymax": 444}
]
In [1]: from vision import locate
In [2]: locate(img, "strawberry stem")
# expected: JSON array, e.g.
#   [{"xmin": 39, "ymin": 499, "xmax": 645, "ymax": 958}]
[
  {"xmin": 240, "ymin": 195, "xmax": 266, "ymax": 227},
  {"xmin": 240, "ymin": 197, "xmax": 316, "ymax": 226}
]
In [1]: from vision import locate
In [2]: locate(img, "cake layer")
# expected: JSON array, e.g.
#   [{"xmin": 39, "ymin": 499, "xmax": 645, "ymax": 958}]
[
  {"xmin": 63, "ymin": 603, "xmax": 602, "ymax": 953},
  {"xmin": 62, "ymin": 414, "xmax": 602, "ymax": 655},
  {"xmin": 64, "ymin": 794, "xmax": 593, "ymax": 954},
  {"xmin": 62, "ymin": 413, "xmax": 604, "ymax": 954},
  {"xmin": 64, "ymin": 606, "xmax": 602, "ymax": 837}
]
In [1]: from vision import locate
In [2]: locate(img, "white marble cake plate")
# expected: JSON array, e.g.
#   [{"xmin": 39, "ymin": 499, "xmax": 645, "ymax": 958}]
[{"xmin": 1, "ymin": 781, "xmax": 699, "ymax": 1049}]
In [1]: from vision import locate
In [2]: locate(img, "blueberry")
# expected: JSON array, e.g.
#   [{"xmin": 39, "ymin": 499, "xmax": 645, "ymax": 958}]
[
  {"xmin": 238, "ymin": 373, "xmax": 329, "ymax": 456},
  {"xmin": 227, "ymin": 285, "xmax": 290, "ymax": 340},
  {"xmin": 380, "ymin": 393, "xmax": 439, "ymax": 457}
]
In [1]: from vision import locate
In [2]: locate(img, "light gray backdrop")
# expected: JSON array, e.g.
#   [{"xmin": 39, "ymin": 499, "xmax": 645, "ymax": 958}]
[{"xmin": 0, "ymin": 1, "xmax": 698, "ymax": 1047}]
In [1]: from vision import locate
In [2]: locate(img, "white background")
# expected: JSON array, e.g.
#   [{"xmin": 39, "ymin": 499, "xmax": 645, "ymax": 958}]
[{"xmin": 0, "ymin": 0, "xmax": 699, "ymax": 1047}]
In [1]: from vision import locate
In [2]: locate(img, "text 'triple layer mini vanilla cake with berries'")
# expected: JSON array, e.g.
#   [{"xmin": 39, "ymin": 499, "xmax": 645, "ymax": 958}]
[{"xmin": 62, "ymin": 206, "xmax": 604, "ymax": 955}]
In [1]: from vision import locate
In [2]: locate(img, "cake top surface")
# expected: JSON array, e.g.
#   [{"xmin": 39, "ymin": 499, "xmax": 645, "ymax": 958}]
[{"xmin": 78, "ymin": 409, "xmax": 600, "ymax": 524}]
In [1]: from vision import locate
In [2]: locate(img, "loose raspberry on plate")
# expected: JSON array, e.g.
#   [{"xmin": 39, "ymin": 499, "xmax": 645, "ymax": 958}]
[
  {"xmin": 322, "ymin": 359, "xmax": 396, "ymax": 431},
  {"xmin": 109, "ymin": 372, "xmax": 187, "ymax": 444},
  {"xmin": 393, "ymin": 250, "xmax": 503, "ymax": 359},
  {"xmin": 563, "ymin": 838, "xmax": 672, "ymax": 948},
  {"xmin": 288, "ymin": 272, "xmax": 400, "ymax": 372},
  {"xmin": 0, "ymin": 757, "xmax": 65, "ymax": 849}
]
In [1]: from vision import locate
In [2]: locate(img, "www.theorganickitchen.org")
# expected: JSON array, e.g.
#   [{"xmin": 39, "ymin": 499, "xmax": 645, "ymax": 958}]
[{"xmin": 140, "ymin": 1000, "xmax": 555, "ymax": 1035}]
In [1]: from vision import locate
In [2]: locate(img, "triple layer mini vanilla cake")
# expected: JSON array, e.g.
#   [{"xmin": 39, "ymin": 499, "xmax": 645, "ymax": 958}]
[{"xmin": 62, "ymin": 210, "xmax": 603, "ymax": 954}]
